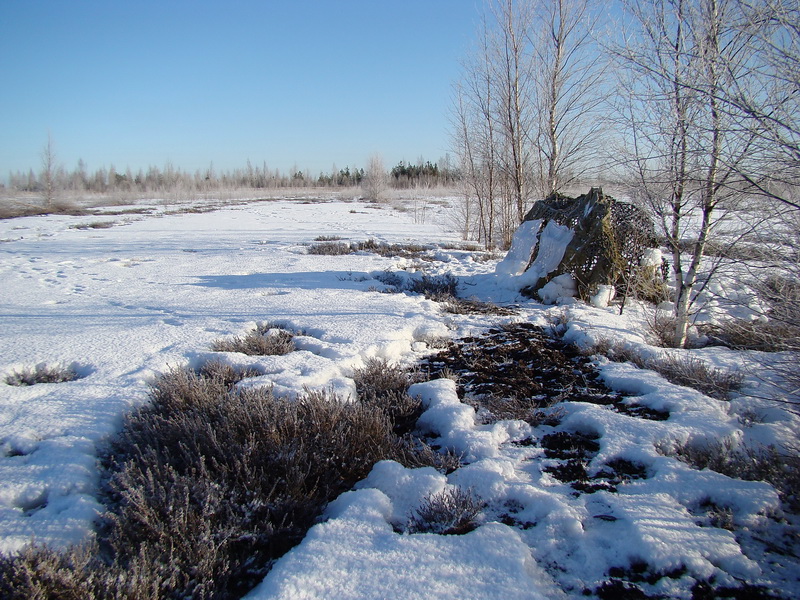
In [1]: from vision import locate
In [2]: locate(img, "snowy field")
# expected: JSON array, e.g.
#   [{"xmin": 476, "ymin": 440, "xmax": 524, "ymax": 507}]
[{"xmin": 1, "ymin": 196, "xmax": 798, "ymax": 598}]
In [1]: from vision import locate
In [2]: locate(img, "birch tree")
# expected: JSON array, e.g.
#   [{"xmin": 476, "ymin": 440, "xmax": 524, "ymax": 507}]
[
  {"xmin": 452, "ymin": 13, "xmax": 501, "ymax": 247},
  {"xmin": 40, "ymin": 133, "xmax": 58, "ymax": 210},
  {"xmin": 452, "ymin": 0, "xmax": 606, "ymax": 248},
  {"xmin": 614, "ymin": 0, "xmax": 756, "ymax": 348},
  {"xmin": 530, "ymin": 0, "xmax": 606, "ymax": 196},
  {"xmin": 362, "ymin": 154, "xmax": 388, "ymax": 202}
]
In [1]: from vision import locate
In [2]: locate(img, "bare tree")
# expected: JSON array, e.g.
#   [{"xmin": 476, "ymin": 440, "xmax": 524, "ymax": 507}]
[
  {"xmin": 491, "ymin": 0, "xmax": 536, "ymax": 224},
  {"xmin": 451, "ymin": 12, "xmax": 502, "ymax": 247},
  {"xmin": 722, "ymin": 0, "xmax": 800, "ymax": 210},
  {"xmin": 529, "ymin": 0, "xmax": 606, "ymax": 196},
  {"xmin": 362, "ymin": 153, "xmax": 388, "ymax": 202},
  {"xmin": 40, "ymin": 133, "xmax": 58, "ymax": 210},
  {"xmin": 451, "ymin": 0, "xmax": 608, "ymax": 249},
  {"xmin": 613, "ymin": 0, "xmax": 757, "ymax": 347}
]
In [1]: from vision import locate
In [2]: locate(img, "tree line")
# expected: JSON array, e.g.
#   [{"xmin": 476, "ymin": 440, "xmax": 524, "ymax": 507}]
[{"xmin": 6, "ymin": 151, "xmax": 458, "ymax": 200}]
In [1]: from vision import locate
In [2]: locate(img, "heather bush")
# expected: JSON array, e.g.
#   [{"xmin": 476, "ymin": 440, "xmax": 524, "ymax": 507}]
[
  {"xmin": 307, "ymin": 240, "xmax": 352, "ymax": 255},
  {"xmin": 406, "ymin": 487, "xmax": 485, "ymax": 535},
  {"xmin": 5, "ymin": 363, "xmax": 82, "ymax": 386},
  {"xmin": 431, "ymin": 294, "xmax": 516, "ymax": 315},
  {"xmin": 701, "ymin": 319, "xmax": 800, "ymax": 352},
  {"xmin": 586, "ymin": 338, "xmax": 743, "ymax": 400},
  {"xmin": 211, "ymin": 323, "xmax": 295, "ymax": 355},
  {"xmin": 352, "ymin": 357, "xmax": 426, "ymax": 436},
  {"xmin": 659, "ymin": 437, "xmax": 800, "ymax": 512},
  {"xmin": 0, "ymin": 543, "xmax": 98, "ymax": 599},
  {"xmin": 650, "ymin": 353, "xmax": 744, "ymax": 400},
  {"xmin": 307, "ymin": 239, "xmax": 429, "ymax": 258},
  {"xmin": 2, "ymin": 361, "xmax": 447, "ymax": 599},
  {"xmin": 408, "ymin": 273, "xmax": 459, "ymax": 298},
  {"xmin": 69, "ymin": 220, "xmax": 115, "ymax": 230}
]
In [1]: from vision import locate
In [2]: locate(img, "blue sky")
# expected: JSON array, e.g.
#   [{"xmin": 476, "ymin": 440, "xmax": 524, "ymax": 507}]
[{"xmin": 0, "ymin": 1, "xmax": 479, "ymax": 178}]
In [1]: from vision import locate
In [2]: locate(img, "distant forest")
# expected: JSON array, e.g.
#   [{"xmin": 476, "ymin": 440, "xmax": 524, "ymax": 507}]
[{"xmin": 4, "ymin": 156, "xmax": 459, "ymax": 195}]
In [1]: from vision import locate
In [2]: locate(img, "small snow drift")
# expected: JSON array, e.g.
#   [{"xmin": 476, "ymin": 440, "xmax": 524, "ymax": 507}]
[{"xmin": 496, "ymin": 188, "xmax": 664, "ymax": 305}]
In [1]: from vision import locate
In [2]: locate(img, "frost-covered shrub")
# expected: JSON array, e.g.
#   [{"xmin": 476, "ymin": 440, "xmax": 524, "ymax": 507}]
[
  {"xmin": 307, "ymin": 240, "xmax": 352, "ymax": 255},
  {"xmin": 645, "ymin": 310, "xmax": 680, "ymax": 347},
  {"xmin": 352, "ymin": 358, "xmax": 426, "ymax": 436},
  {"xmin": 433, "ymin": 294, "xmax": 517, "ymax": 315},
  {"xmin": 355, "ymin": 240, "xmax": 427, "ymax": 257},
  {"xmin": 0, "ymin": 543, "xmax": 97, "ymax": 599},
  {"xmin": 702, "ymin": 317, "xmax": 800, "ymax": 353},
  {"xmin": 406, "ymin": 487, "xmax": 485, "ymax": 535},
  {"xmin": 211, "ymin": 323, "xmax": 295, "ymax": 355},
  {"xmin": 69, "ymin": 220, "xmax": 115, "ymax": 230},
  {"xmin": 2, "ymin": 361, "xmax": 447, "ymax": 600},
  {"xmin": 408, "ymin": 273, "xmax": 459, "ymax": 297},
  {"xmin": 586, "ymin": 338, "xmax": 743, "ymax": 401},
  {"xmin": 103, "ymin": 366, "xmax": 447, "ymax": 598},
  {"xmin": 4, "ymin": 363, "xmax": 82, "ymax": 386},
  {"xmin": 648, "ymin": 353, "xmax": 743, "ymax": 400},
  {"xmin": 374, "ymin": 269, "xmax": 405, "ymax": 289},
  {"xmin": 660, "ymin": 437, "xmax": 800, "ymax": 512}
]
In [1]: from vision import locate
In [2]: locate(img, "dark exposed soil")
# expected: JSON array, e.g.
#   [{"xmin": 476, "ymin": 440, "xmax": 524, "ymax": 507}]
[
  {"xmin": 419, "ymin": 321, "xmax": 784, "ymax": 600},
  {"xmin": 422, "ymin": 322, "xmax": 620, "ymax": 411},
  {"xmin": 421, "ymin": 322, "xmax": 669, "ymax": 422}
]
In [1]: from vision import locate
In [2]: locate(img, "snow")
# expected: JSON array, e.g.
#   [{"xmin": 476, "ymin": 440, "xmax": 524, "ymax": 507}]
[
  {"xmin": 495, "ymin": 218, "xmax": 541, "ymax": 276},
  {"xmin": 538, "ymin": 272, "xmax": 578, "ymax": 304},
  {"xmin": 1, "ymin": 196, "xmax": 797, "ymax": 598},
  {"xmin": 496, "ymin": 218, "xmax": 575, "ymax": 297},
  {"xmin": 512, "ymin": 220, "xmax": 574, "ymax": 291}
]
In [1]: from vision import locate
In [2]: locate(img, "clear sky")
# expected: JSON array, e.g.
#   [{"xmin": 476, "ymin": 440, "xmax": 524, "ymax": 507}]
[{"xmin": 0, "ymin": 0, "xmax": 480, "ymax": 178}]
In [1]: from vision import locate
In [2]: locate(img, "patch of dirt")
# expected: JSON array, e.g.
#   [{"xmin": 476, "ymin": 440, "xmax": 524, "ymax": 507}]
[
  {"xmin": 422, "ymin": 322, "xmax": 667, "ymax": 423},
  {"xmin": 423, "ymin": 323, "xmax": 620, "ymax": 415}
]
